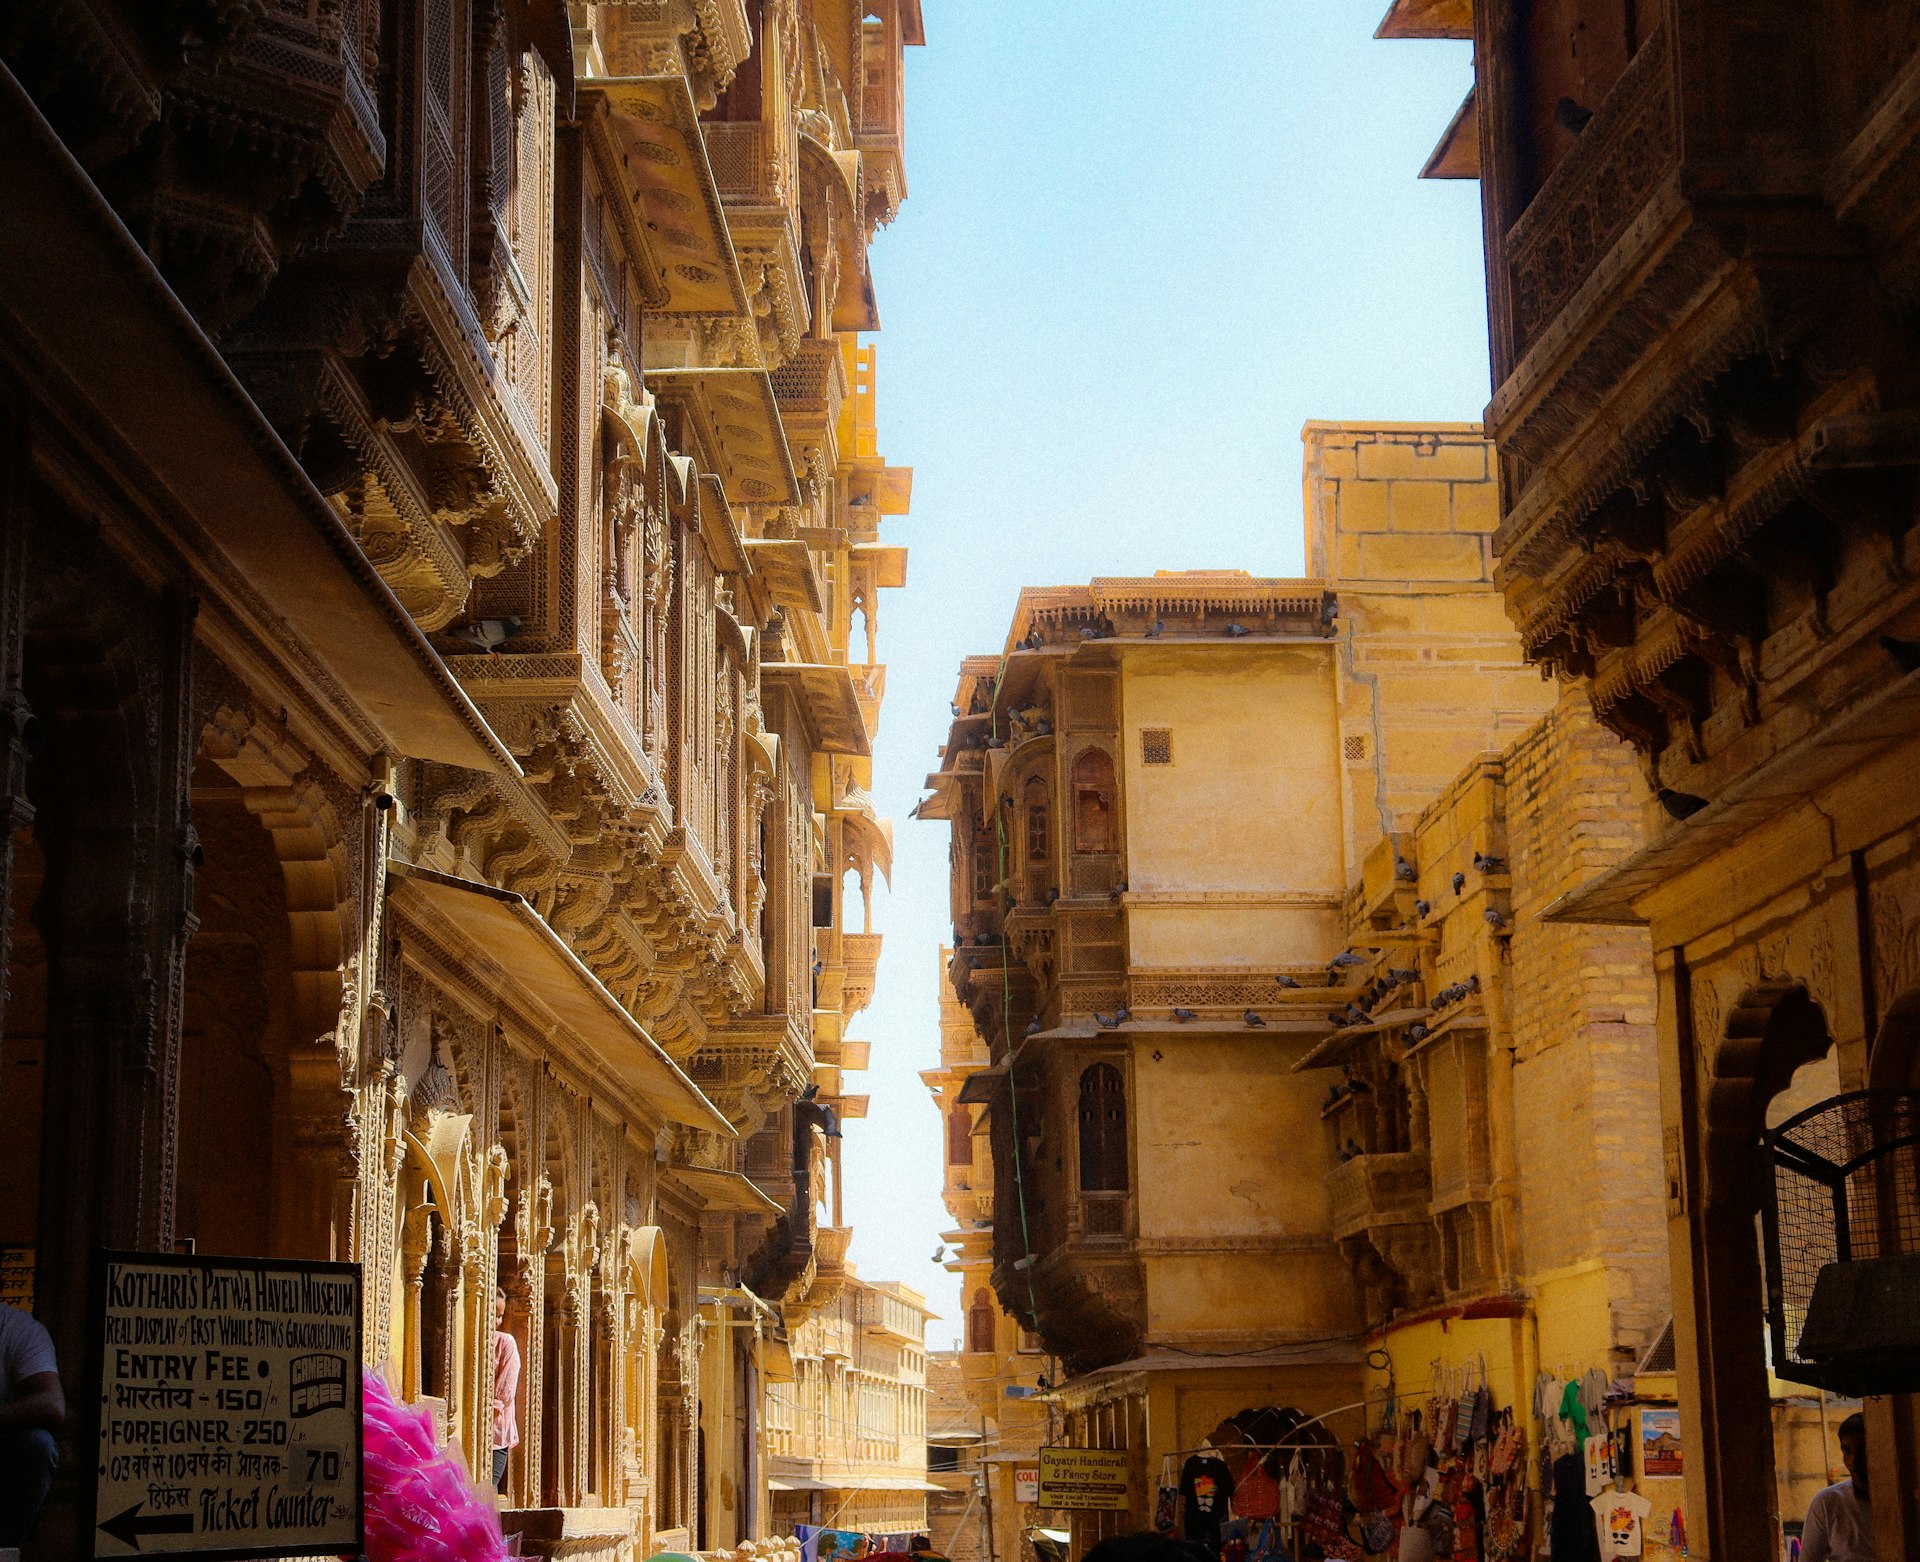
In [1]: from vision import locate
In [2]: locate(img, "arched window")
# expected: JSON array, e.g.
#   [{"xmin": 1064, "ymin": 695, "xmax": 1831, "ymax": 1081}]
[
  {"xmin": 947, "ymin": 1103, "xmax": 974, "ymax": 1167},
  {"xmin": 1077, "ymin": 1062, "xmax": 1128, "ymax": 1192},
  {"xmin": 967, "ymin": 1289, "xmax": 996, "ymax": 1354},
  {"xmin": 1071, "ymin": 748, "xmax": 1116, "ymax": 855}
]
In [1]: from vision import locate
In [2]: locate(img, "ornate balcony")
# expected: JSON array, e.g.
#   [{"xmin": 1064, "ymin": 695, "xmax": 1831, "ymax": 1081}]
[
  {"xmin": 1327, "ymin": 1151, "xmax": 1432, "ymax": 1242},
  {"xmin": 841, "ymin": 933, "xmax": 883, "ymax": 1018},
  {"xmin": 1329, "ymin": 1152, "xmax": 1441, "ymax": 1319},
  {"xmin": 1476, "ymin": 18, "xmax": 1920, "ymax": 811}
]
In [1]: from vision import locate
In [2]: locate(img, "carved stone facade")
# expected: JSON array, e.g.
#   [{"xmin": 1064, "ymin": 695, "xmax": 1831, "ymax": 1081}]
[
  {"xmin": 0, "ymin": 2, "xmax": 921, "ymax": 1558},
  {"xmin": 1384, "ymin": 1, "xmax": 1920, "ymax": 1554}
]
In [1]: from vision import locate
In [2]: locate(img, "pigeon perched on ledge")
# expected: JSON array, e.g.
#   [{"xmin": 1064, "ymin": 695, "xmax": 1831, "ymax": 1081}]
[{"xmin": 448, "ymin": 616, "xmax": 521, "ymax": 655}]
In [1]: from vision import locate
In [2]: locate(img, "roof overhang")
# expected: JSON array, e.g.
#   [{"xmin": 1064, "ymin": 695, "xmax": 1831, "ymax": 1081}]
[
  {"xmin": 853, "ymin": 542, "xmax": 909, "ymax": 589},
  {"xmin": 1545, "ymin": 660, "xmax": 1920, "ymax": 925},
  {"xmin": 579, "ymin": 75, "xmax": 751, "ymax": 317},
  {"xmin": 834, "ymin": 785, "xmax": 894, "ymax": 882},
  {"xmin": 649, "ymin": 367, "xmax": 799, "ymax": 506},
  {"xmin": 955, "ymin": 1067, "xmax": 1007, "ymax": 1106},
  {"xmin": 1421, "ymin": 86, "xmax": 1480, "ymax": 179},
  {"xmin": 388, "ymin": 863, "xmax": 733, "ymax": 1135},
  {"xmin": 746, "ymin": 538, "xmax": 826, "ymax": 617},
  {"xmin": 1375, "ymin": 0, "xmax": 1474, "ymax": 39},
  {"xmin": 0, "ymin": 67, "xmax": 514, "ymax": 775},
  {"xmin": 667, "ymin": 1164, "xmax": 782, "ymax": 1214},
  {"xmin": 762, "ymin": 662, "xmax": 871, "ymax": 755}
]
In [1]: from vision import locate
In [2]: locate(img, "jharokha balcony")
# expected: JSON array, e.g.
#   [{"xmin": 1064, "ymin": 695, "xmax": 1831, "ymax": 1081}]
[{"xmin": 1469, "ymin": 16, "xmax": 1920, "ymax": 851}]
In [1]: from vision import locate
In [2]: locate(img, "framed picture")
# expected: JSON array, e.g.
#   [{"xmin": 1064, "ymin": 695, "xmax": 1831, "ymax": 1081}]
[{"xmin": 1641, "ymin": 1409, "xmax": 1682, "ymax": 1477}]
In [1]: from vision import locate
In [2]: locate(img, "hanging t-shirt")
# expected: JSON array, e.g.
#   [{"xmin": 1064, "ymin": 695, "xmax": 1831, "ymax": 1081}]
[
  {"xmin": 1590, "ymin": 1490, "xmax": 1651, "ymax": 1557},
  {"xmin": 1181, "ymin": 1455, "xmax": 1235, "ymax": 1548},
  {"xmin": 1583, "ymin": 1434, "xmax": 1615, "ymax": 1496}
]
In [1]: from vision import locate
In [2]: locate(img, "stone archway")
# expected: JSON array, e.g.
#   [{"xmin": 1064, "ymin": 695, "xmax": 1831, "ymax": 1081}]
[
  {"xmin": 185, "ymin": 697, "xmax": 361, "ymax": 1261},
  {"xmin": 1683, "ymin": 976, "xmax": 1837, "ymax": 1561}
]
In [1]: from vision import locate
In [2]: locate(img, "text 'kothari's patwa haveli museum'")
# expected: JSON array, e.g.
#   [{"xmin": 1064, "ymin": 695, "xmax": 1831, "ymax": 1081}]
[{"xmin": 0, "ymin": 2, "xmax": 931, "ymax": 1560}]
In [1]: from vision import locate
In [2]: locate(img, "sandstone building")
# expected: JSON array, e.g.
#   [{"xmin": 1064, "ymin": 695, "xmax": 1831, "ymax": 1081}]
[
  {"xmin": 918, "ymin": 428, "xmax": 1683, "ymax": 1552},
  {"xmin": 0, "ymin": 2, "xmax": 922, "ymax": 1559},
  {"xmin": 925, "ymin": 1350, "xmax": 996, "ymax": 1562},
  {"xmin": 764, "ymin": 1273, "xmax": 936, "ymax": 1539},
  {"xmin": 1384, "ymin": 0, "xmax": 1920, "ymax": 1553},
  {"xmin": 923, "ymin": 952, "xmax": 1051, "ymax": 1562}
]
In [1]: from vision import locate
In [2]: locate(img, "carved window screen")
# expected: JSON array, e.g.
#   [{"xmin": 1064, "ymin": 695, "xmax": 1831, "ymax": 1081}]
[
  {"xmin": 1140, "ymin": 728, "xmax": 1172, "ymax": 766},
  {"xmin": 1024, "ymin": 779, "xmax": 1049, "ymax": 862},
  {"xmin": 946, "ymin": 1104, "xmax": 973, "ymax": 1167},
  {"xmin": 1077, "ymin": 1062, "xmax": 1128, "ymax": 1193},
  {"xmin": 967, "ymin": 1290, "xmax": 995, "ymax": 1354},
  {"xmin": 1071, "ymin": 748, "xmax": 1116, "ymax": 855},
  {"xmin": 970, "ymin": 820, "xmax": 995, "ymax": 907}
]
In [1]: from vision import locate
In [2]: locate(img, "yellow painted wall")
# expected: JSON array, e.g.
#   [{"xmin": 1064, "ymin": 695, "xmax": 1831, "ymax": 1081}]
[
  {"xmin": 1129, "ymin": 1032, "xmax": 1352, "ymax": 1341},
  {"xmin": 1120, "ymin": 645, "xmax": 1344, "ymax": 971}
]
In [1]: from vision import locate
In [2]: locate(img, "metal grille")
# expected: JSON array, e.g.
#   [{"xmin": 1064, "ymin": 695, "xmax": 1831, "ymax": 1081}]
[{"xmin": 1762, "ymin": 1089, "xmax": 1920, "ymax": 1394}]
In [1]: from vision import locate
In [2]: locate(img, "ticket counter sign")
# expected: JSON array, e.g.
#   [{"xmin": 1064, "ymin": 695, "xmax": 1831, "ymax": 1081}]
[
  {"xmin": 1037, "ymin": 1447, "xmax": 1129, "ymax": 1511},
  {"xmin": 91, "ymin": 1252, "xmax": 362, "ymax": 1559}
]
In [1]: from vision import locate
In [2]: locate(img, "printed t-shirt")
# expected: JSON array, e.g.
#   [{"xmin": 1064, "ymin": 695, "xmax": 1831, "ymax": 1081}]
[
  {"xmin": 1590, "ymin": 1490, "xmax": 1651, "ymax": 1558},
  {"xmin": 1181, "ymin": 1455, "xmax": 1234, "ymax": 1547},
  {"xmin": 1583, "ymin": 1434, "xmax": 1615, "ymax": 1496}
]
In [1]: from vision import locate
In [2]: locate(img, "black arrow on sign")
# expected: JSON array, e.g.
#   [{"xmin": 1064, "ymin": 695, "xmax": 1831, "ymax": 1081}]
[{"xmin": 98, "ymin": 1502, "xmax": 194, "ymax": 1550}]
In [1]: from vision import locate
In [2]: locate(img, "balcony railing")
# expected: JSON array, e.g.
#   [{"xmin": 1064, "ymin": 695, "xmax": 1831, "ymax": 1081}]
[
  {"xmin": 1327, "ymin": 1151, "xmax": 1432, "ymax": 1241},
  {"xmin": 1503, "ymin": 28, "xmax": 1674, "ymax": 360}
]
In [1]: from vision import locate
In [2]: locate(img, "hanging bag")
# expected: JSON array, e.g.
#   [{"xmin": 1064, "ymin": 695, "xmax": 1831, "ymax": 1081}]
[
  {"xmin": 1154, "ymin": 1455, "xmax": 1177, "ymax": 1534},
  {"xmin": 1468, "ymin": 1354, "xmax": 1492, "ymax": 1445}
]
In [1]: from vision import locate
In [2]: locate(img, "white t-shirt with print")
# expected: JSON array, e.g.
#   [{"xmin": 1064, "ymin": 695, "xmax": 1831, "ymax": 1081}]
[
  {"xmin": 1590, "ymin": 1489, "xmax": 1651, "ymax": 1557},
  {"xmin": 1, "ymin": 1302, "xmax": 58, "ymax": 1398}
]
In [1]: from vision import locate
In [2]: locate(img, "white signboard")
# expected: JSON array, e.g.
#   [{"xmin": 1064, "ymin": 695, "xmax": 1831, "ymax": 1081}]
[
  {"xmin": 92, "ymin": 1252, "xmax": 362, "ymax": 1559},
  {"xmin": 1014, "ymin": 1467, "xmax": 1039, "ymax": 1504},
  {"xmin": 1037, "ymin": 1446, "xmax": 1129, "ymax": 1511}
]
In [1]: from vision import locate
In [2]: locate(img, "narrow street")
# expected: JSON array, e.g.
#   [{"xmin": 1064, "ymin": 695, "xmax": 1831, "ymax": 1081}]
[{"xmin": 0, "ymin": 6, "xmax": 1916, "ymax": 1562}]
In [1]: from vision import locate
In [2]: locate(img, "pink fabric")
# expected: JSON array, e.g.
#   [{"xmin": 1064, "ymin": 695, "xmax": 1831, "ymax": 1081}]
[
  {"xmin": 492, "ymin": 1330, "xmax": 521, "ymax": 1451},
  {"xmin": 362, "ymin": 1372, "xmax": 506, "ymax": 1562}
]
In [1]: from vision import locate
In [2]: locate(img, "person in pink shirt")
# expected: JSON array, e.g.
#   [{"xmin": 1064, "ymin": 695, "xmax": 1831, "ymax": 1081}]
[{"xmin": 492, "ymin": 1286, "xmax": 520, "ymax": 1495}]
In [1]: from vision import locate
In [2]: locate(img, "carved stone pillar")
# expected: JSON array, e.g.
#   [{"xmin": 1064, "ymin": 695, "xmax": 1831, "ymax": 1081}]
[{"xmin": 401, "ymin": 1203, "xmax": 433, "ymax": 1402}]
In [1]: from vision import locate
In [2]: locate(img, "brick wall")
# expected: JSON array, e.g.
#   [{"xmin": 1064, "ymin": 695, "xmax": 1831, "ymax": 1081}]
[{"xmin": 1503, "ymin": 690, "xmax": 1668, "ymax": 1359}]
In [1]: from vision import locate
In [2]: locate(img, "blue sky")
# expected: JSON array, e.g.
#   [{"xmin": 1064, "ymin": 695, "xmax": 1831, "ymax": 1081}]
[{"xmin": 840, "ymin": 1, "xmax": 1488, "ymax": 1347}]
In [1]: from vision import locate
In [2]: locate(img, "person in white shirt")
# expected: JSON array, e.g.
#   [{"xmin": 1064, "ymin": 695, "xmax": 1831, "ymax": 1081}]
[
  {"xmin": 1801, "ymin": 1412, "xmax": 1874, "ymax": 1562},
  {"xmin": 0, "ymin": 1301, "xmax": 64, "ymax": 1547}
]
